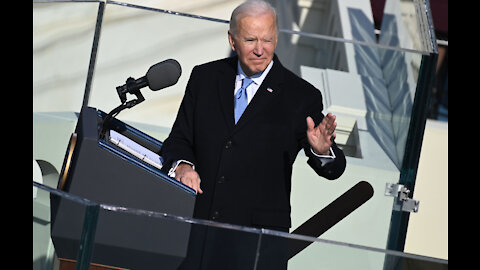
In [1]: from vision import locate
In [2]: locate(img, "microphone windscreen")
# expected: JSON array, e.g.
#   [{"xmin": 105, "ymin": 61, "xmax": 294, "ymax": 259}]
[{"xmin": 146, "ymin": 59, "xmax": 182, "ymax": 91}]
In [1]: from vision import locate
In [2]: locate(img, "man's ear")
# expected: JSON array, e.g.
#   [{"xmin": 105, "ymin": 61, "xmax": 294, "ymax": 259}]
[{"xmin": 228, "ymin": 30, "xmax": 236, "ymax": 51}]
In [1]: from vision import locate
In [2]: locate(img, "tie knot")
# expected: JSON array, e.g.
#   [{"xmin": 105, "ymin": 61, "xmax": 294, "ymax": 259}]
[{"xmin": 242, "ymin": 78, "xmax": 254, "ymax": 89}]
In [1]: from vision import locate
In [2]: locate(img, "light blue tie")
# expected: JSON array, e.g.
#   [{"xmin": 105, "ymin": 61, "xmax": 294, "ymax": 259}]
[{"xmin": 234, "ymin": 78, "xmax": 253, "ymax": 124}]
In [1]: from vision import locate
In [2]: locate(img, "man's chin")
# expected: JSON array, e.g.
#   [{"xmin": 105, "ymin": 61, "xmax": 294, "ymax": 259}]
[{"xmin": 246, "ymin": 64, "xmax": 267, "ymax": 75}]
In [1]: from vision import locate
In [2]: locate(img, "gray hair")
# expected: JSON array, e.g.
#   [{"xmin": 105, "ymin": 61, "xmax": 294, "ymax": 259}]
[{"xmin": 229, "ymin": 0, "xmax": 278, "ymax": 36}]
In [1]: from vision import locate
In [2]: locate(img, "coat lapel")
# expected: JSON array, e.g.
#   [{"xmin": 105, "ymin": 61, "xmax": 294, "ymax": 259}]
[{"xmin": 217, "ymin": 57, "xmax": 238, "ymax": 132}]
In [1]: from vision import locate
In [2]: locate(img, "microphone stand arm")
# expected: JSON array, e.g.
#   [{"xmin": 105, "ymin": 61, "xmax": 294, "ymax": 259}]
[{"xmin": 99, "ymin": 77, "xmax": 146, "ymax": 139}]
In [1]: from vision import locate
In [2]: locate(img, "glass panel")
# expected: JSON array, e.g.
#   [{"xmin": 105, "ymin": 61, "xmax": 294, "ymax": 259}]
[
  {"xmin": 109, "ymin": 0, "xmax": 236, "ymax": 22},
  {"xmin": 276, "ymin": 230, "xmax": 448, "ymax": 269},
  {"xmin": 275, "ymin": 36, "xmax": 424, "ymax": 254},
  {"xmin": 88, "ymin": 3, "xmax": 231, "ymax": 128},
  {"xmin": 34, "ymin": 181, "xmax": 58, "ymax": 269},
  {"xmin": 33, "ymin": 181, "xmax": 98, "ymax": 269},
  {"xmin": 276, "ymin": 33, "xmax": 423, "ymax": 167},
  {"xmin": 88, "ymin": 206, "xmax": 261, "ymax": 269},
  {"xmin": 34, "ymin": 181, "xmax": 447, "ymax": 269},
  {"xmin": 33, "ymin": 1, "xmax": 99, "ymax": 112},
  {"xmin": 379, "ymin": 0, "xmax": 437, "ymax": 53}
]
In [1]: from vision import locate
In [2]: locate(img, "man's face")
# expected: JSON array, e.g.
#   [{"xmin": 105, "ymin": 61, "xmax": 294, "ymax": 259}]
[{"xmin": 228, "ymin": 12, "xmax": 278, "ymax": 77}]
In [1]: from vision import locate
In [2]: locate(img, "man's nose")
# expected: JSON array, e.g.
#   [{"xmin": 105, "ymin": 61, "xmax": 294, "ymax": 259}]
[{"xmin": 253, "ymin": 42, "xmax": 264, "ymax": 56}]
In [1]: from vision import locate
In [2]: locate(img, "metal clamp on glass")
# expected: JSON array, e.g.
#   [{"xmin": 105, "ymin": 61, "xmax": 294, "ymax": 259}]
[{"xmin": 385, "ymin": 183, "xmax": 420, "ymax": 213}]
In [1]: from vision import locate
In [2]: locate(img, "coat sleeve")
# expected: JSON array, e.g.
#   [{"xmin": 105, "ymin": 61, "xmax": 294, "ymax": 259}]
[
  {"xmin": 160, "ymin": 66, "xmax": 199, "ymax": 170},
  {"xmin": 305, "ymin": 140, "xmax": 346, "ymax": 180}
]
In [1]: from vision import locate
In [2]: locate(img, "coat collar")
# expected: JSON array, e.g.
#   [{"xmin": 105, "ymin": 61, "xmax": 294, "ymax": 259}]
[{"xmin": 217, "ymin": 54, "xmax": 286, "ymax": 133}]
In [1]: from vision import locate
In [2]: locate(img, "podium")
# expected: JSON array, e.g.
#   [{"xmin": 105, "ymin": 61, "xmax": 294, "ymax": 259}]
[{"xmin": 50, "ymin": 106, "xmax": 196, "ymax": 270}]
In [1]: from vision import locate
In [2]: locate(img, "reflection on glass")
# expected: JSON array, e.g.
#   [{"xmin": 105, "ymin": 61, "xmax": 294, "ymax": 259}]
[{"xmin": 33, "ymin": 2, "xmax": 99, "ymax": 112}]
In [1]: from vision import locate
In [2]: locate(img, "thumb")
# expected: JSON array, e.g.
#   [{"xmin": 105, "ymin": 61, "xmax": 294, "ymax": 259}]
[{"xmin": 306, "ymin": 116, "xmax": 315, "ymax": 132}]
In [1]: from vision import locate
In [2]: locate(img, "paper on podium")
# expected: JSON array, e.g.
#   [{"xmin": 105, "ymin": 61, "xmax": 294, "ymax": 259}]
[{"xmin": 109, "ymin": 130, "xmax": 163, "ymax": 170}]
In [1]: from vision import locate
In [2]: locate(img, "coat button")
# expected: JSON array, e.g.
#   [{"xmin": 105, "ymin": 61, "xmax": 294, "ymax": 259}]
[
  {"xmin": 211, "ymin": 211, "xmax": 220, "ymax": 220},
  {"xmin": 218, "ymin": 175, "xmax": 225, "ymax": 184},
  {"xmin": 225, "ymin": 141, "xmax": 232, "ymax": 149}
]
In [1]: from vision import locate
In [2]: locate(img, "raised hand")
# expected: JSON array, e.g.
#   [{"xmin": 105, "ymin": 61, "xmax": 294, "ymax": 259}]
[{"xmin": 306, "ymin": 113, "xmax": 337, "ymax": 155}]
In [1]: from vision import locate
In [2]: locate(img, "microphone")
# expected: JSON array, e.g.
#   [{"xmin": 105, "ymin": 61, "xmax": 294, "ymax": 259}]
[
  {"xmin": 116, "ymin": 59, "xmax": 182, "ymax": 101},
  {"xmin": 100, "ymin": 59, "xmax": 182, "ymax": 139},
  {"xmin": 288, "ymin": 181, "xmax": 374, "ymax": 259},
  {"xmin": 147, "ymin": 59, "xmax": 182, "ymax": 91}
]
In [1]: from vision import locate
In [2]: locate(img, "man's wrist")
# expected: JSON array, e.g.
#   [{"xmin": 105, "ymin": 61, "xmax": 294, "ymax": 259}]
[
  {"xmin": 310, "ymin": 147, "xmax": 335, "ymax": 159},
  {"xmin": 168, "ymin": 160, "xmax": 195, "ymax": 178}
]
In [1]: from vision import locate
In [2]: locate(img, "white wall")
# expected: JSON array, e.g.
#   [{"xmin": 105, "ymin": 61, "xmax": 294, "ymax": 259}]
[{"xmin": 404, "ymin": 120, "xmax": 448, "ymax": 260}]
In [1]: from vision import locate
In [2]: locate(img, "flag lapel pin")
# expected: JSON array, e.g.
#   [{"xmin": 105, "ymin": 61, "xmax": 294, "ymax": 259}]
[{"xmin": 267, "ymin": 87, "xmax": 273, "ymax": 93}]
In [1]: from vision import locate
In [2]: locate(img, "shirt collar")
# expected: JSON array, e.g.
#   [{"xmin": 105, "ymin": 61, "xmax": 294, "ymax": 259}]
[{"xmin": 236, "ymin": 60, "xmax": 274, "ymax": 86}]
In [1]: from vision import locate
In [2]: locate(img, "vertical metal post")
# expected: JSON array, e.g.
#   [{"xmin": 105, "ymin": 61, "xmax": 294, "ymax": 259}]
[
  {"xmin": 252, "ymin": 229, "xmax": 263, "ymax": 270},
  {"xmin": 82, "ymin": 1, "xmax": 105, "ymax": 108},
  {"xmin": 75, "ymin": 203, "xmax": 100, "ymax": 270}
]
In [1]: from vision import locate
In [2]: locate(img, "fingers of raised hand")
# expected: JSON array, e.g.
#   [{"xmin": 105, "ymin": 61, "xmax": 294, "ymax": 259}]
[{"xmin": 322, "ymin": 113, "xmax": 337, "ymax": 135}]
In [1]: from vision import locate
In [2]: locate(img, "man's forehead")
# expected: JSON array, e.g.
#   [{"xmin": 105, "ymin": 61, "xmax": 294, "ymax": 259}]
[
  {"xmin": 237, "ymin": 13, "xmax": 276, "ymax": 30},
  {"xmin": 239, "ymin": 9, "xmax": 274, "ymax": 19}
]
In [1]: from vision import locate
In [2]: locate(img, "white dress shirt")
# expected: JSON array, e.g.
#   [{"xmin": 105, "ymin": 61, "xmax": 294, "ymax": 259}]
[{"xmin": 234, "ymin": 60, "xmax": 274, "ymax": 104}]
